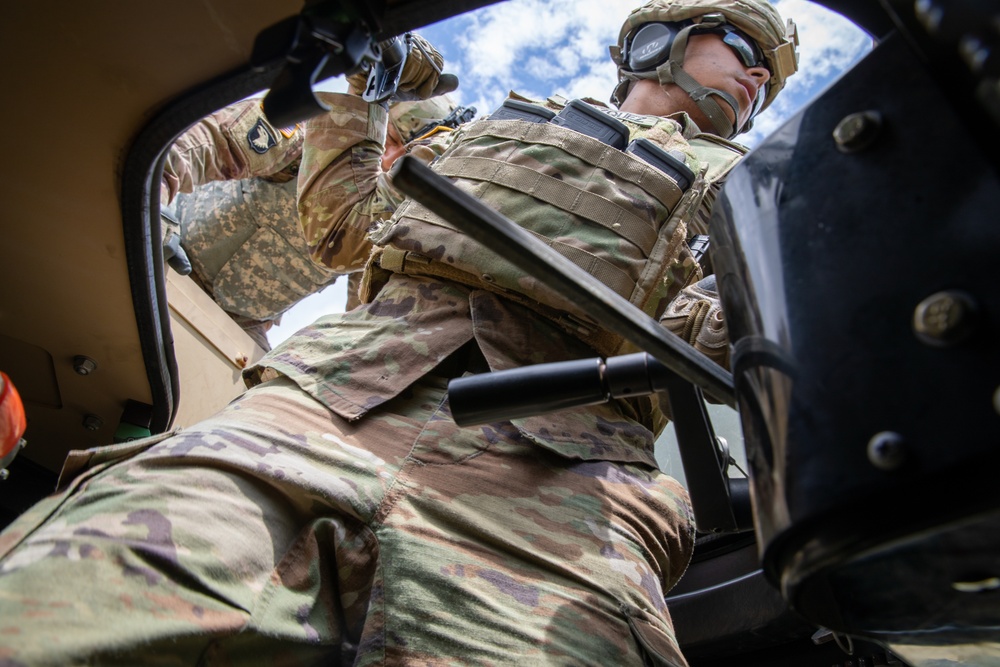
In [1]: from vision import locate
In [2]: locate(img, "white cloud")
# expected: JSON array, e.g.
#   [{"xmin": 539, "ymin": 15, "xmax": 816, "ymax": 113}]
[
  {"xmin": 267, "ymin": 279, "xmax": 348, "ymax": 347},
  {"xmin": 428, "ymin": 0, "xmax": 637, "ymax": 110}
]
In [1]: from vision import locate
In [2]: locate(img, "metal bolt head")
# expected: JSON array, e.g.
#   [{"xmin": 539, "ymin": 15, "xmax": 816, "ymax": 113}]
[
  {"xmin": 73, "ymin": 355, "xmax": 98, "ymax": 375},
  {"xmin": 867, "ymin": 431, "xmax": 906, "ymax": 471},
  {"xmin": 833, "ymin": 111, "xmax": 883, "ymax": 153},
  {"xmin": 913, "ymin": 290, "xmax": 978, "ymax": 346},
  {"xmin": 82, "ymin": 414, "xmax": 104, "ymax": 431},
  {"xmin": 914, "ymin": 0, "xmax": 944, "ymax": 34},
  {"xmin": 952, "ymin": 576, "xmax": 1000, "ymax": 594}
]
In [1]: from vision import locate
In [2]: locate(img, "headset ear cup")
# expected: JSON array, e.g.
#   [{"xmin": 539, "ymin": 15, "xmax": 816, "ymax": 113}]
[{"xmin": 624, "ymin": 22, "xmax": 678, "ymax": 72}]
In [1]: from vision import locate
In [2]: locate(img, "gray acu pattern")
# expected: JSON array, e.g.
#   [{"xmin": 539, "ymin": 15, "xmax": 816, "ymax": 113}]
[{"xmin": 175, "ymin": 174, "xmax": 338, "ymax": 321}]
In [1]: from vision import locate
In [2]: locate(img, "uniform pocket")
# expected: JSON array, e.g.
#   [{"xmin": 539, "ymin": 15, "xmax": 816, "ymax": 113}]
[
  {"xmin": 621, "ymin": 603, "xmax": 690, "ymax": 667},
  {"xmin": 0, "ymin": 430, "xmax": 178, "ymax": 558},
  {"xmin": 57, "ymin": 429, "xmax": 179, "ymax": 489}
]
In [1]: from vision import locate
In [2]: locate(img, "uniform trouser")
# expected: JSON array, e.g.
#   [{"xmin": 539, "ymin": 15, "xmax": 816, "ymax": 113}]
[{"xmin": 0, "ymin": 374, "xmax": 694, "ymax": 666}]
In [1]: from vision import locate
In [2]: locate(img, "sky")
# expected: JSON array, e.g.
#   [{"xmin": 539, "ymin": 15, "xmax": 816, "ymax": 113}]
[{"xmin": 267, "ymin": 0, "xmax": 873, "ymax": 347}]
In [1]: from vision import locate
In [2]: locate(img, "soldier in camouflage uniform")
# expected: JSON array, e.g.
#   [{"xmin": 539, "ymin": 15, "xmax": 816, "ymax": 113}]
[
  {"xmin": 160, "ymin": 99, "xmax": 331, "ymax": 350},
  {"xmin": 0, "ymin": 5, "xmax": 797, "ymax": 666},
  {"xmin": 161, "ymin": 92, "xmax": 467, "ymax": 346}
]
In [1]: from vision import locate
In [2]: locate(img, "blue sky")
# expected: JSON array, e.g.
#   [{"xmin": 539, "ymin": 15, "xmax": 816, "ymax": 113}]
[{"xmin": 268, "ymin": 0, "xmax": 873, "ymax": 346}]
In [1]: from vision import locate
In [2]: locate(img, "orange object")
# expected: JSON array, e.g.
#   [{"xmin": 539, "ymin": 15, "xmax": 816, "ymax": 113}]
[{"xmin": 0, "ymin": 371, "xmax": 27, "ymax": 459}]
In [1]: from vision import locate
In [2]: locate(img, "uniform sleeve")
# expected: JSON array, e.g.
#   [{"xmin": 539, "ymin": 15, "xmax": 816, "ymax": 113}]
[
  {"xmin": 161, "ymin": 99, "xmax": 303, "ymax": 204},
  {"xmin": 294, "ymin": 93, "xmax": 393, "ymax": 273},
  {"xmin": 299, "ymin": 88, "xmax": 475, "ymax": 275}
]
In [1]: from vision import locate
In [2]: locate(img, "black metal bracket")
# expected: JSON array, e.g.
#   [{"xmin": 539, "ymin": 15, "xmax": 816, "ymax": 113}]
[{"xmin": 251, "ymin": 0, "xmax": 388, "ymax": 128}]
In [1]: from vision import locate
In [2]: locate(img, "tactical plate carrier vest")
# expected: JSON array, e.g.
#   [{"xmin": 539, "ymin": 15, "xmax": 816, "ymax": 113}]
[
  {"xmin": 369, "ymin": 95, "xmax": 745, "ymax": 356},
  {"xmin": 174, "ymin": 174, "xmax": 338, "ymax": 322}
]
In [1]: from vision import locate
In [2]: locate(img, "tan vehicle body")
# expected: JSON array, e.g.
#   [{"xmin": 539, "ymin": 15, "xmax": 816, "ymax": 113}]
[{"xmin": 0, "ymin": 1, "xmax": 299, "ymax": 474}]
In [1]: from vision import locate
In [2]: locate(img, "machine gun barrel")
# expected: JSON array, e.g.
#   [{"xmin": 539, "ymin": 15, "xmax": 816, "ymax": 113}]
[{"xmin": 449, "ymin": 352, "xmax": 673, "ymax": 426}]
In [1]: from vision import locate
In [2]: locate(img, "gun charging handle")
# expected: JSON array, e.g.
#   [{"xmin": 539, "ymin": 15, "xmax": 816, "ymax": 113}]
[{"xmin": 448, "ymin": 353, "xmax": 669, "ymax": 426}]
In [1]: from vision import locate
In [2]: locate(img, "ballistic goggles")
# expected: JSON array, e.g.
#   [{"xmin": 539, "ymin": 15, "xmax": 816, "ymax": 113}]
[{"xmin": 623, "ymin": 19, "xmax": 769, "ymax": 118}]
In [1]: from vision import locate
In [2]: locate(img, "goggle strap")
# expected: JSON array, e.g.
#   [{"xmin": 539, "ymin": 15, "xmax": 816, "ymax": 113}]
[{"xmin": 611, "ymin": 70, "xmax": 646, "ymax": 108}]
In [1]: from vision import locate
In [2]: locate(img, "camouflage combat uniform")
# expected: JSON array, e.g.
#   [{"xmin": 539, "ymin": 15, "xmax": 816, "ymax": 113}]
[
  {"xmin": 0, "ymin": 93, "xmax": 741, "ymax": 666},
  {"xmin": 161, "ymin": 99, "xmax": 340, "ymax": 350},
  {"xmin": 161, "ymin": 99, "xmax": 304, "ymax": 205}
]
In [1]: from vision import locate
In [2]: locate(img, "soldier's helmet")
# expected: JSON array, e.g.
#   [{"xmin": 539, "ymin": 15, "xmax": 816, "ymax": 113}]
[
  {"xmin": 389, "ymin": 95, "xmax": 459, "ymax": 142},
  {"xmin": 609, "ymin": 0, "xmax": 799, "ymax": 137}
]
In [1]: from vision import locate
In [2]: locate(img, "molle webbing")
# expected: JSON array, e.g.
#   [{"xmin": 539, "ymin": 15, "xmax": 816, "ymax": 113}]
[
  {"xmin": 454, "ymin": 121, "xmax": 687, "ymax": 206},
  {"xmin": 430, "ymin": 119, "xmax": 685, "ymax": 299},
  {"xmin": 371, "ymin": 110, "xmax": 711, "ymax": 354},
  {"xmin": 434, "ymin": 156, "xmax": 660, "ymax": 253},
  {"xmin": 395, "ymin": 199, "xmax": 638, "ymax": 299}
]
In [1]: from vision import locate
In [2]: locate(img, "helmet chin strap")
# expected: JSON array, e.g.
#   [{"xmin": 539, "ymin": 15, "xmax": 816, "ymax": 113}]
[
  {"xmin": 656, "ymin": 23, "xmax": 741, "ymax": 139},
  {"xmin": 660, "ymin": 62, "xmax": 739, "ymax": 138}
]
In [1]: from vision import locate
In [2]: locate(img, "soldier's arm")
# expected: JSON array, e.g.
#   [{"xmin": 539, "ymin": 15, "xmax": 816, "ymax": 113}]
[
  {"xmin": 161, "ymin": 99, "xmax": 303, "ymax": 204},
  {"xmin": 295, "ymin": 93, "xmax": 395, "ymax": 272},
  {"xmin": 297, "ymin": 31, "xmax": 456, "ymax": 272},
  {"xmin": 296, "ymin": 93, "xmax": 459, "ymax": 273}
]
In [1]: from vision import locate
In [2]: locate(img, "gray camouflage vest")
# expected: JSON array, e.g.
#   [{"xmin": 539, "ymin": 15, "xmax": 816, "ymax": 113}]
[{"xmin": 174, "ymin": 172, "xmax": 337, "ymax": 321}]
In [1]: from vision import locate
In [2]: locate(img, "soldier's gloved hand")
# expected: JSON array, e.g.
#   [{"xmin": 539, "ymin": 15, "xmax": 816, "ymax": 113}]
[
  {"xmin": 397, "ymin": 33, "xmax": 457, "ymax": 98},
  {"xmin": 348, "ymin": 33, "xmax": 458, "ymax": 100},
  {"xmin": 660, "ymin": 274, "xmax": 729, "ymax": 370},
  {"xmin": 160, "ymin": 207, "xmax": 192, "ymax": 276},
  {"xmin": 162, "ymin": 232, "xmax": 192, "ymax": 276}
]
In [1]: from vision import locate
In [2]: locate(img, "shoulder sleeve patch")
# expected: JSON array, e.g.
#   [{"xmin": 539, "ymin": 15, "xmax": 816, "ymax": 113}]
[{"xmin": 247, "ymin": 118, "xmax": 277, "ymax": 154}]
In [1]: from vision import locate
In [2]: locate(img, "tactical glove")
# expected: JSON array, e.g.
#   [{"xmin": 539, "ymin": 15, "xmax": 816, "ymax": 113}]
[
  {"xmin": 660, "ymin": 274, "xmax": 729, "ymax": 370},
  {"xmin": 348, "ymin": 33, "xmax": 457, "ymax": 100},
  {"xmin": 160, "ymin": 207, "xmax": 193, "ymax": 276},
  {"xmin": 162, "ymin": 233, "xmax": 192, "ymax": 275}
]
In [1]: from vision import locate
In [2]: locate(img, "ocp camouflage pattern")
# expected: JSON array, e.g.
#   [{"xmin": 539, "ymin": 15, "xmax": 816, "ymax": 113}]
[
  {"xmin": 0, "ymin": 305, "xmax": 694, "ymax": 663},
  {"xmin": 161, "ymin": 99, "xmax": 303, "ymax": 205},
  {"xmin": 0, "ymin": 86, "xmax": 734, "ymax": 666}
]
